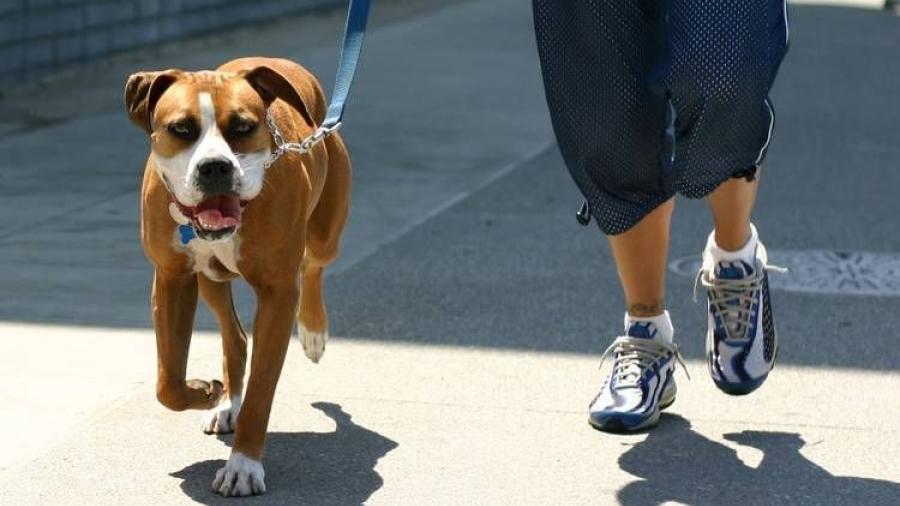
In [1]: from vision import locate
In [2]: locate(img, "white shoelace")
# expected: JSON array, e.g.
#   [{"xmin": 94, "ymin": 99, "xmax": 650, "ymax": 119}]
[
  {"xmin": 694, "ymin": 260, "xmax": 787, "ymax": 342},
  {"xmin": 598, "ymin": 336, "xmax": 690, "ymax": 387}
]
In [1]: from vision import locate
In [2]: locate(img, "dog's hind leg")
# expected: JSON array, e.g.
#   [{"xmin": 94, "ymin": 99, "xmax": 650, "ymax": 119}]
[
  {"xmin": 198, "ymin": 276, "xmax": 248, "ymax": 434},
  {"xmin": 298, "ymin": 133, "xmax": 351, "ymax": 363},
  {"xmin": 153, "ymin": 271, "xmax": 223, "ymax": 411},
  {"xmin": 298, "ymin": 263, "xmax": 327, "ymax": 363}
]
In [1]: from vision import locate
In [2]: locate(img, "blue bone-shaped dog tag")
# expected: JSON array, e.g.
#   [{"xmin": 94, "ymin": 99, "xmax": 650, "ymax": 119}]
[{"xmin": 179, "ymin": 224, "xmax": 196, "ymax": 245}]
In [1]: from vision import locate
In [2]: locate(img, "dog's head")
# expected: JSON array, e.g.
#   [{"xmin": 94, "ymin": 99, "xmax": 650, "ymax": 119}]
[{"xmin": 124, "ymin": 67, "xmax": 314, "ymax": 240}]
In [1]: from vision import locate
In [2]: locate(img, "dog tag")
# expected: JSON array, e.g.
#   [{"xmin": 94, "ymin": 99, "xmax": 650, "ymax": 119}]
[{"xmin": 179, "ymin": 224, "xmax": 196, "ymax": 245}]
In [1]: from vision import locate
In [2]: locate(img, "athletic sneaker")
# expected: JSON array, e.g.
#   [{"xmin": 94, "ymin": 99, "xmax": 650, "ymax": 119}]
[
  {"xmin": 696, "ymin": 230, "xmax": 783, "ymax": 395},
  {"xmin": 588, "ymin": 320, "xmax": 688, "ymax": 432}
]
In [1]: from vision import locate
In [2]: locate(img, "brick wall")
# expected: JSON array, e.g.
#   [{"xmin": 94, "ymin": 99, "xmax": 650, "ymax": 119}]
[{"xmin": 0, "ymin": 0, "xmax": 340, "ymax": 84}]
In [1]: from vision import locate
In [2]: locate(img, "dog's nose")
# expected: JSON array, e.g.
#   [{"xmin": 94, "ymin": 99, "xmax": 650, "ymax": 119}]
[
  {"xmin": 196, "ymin": 159, "xmax": 235, "ymax": 194},
  {"xmin": 198, "ymin": 159, "xmax": 234, "ymax": 178}
]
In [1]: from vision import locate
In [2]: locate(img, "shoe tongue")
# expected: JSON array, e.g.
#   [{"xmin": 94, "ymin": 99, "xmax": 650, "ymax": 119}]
[
  {"xmin": 625, "ymin": 322, "xmax": 658, "ymax": 340},
  {"xmin": 715, "ymin": 260, "xmax": 754, "ymax": 280}
]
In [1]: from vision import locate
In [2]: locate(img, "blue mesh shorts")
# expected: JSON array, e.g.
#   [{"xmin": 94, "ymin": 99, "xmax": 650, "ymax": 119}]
[{"xmin": 532, "ymin": 1, "xmax": 790, "ymax": 234}]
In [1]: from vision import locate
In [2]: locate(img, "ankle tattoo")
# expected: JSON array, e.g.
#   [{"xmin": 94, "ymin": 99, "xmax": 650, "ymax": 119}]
[{"xmin": 628, "ymin": 302, "xmax": 665, "ymax": 317}]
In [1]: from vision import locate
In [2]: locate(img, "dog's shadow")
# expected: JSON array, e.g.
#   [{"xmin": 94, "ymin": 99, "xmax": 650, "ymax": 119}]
[
  {"xmin": 171, "ymin": 402, "xmax": 398, "ymax": 505},
  {"xmin": 617, "ymin": 414, "xmax": 900, "ymax": 506}
]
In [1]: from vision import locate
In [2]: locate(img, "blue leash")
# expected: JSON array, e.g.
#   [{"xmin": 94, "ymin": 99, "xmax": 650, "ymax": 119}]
[{"xmin": 323, "ymin": 0, "xmax": 372, "ymax": 131}]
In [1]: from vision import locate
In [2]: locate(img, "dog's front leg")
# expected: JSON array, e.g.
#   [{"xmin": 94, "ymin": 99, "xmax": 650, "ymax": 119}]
[
  {"xmin": 153, "ymin": 270, "xmax": 223, "ymax": 411},
  {"xmin": 212, "ymin": 279, "xmax": 299, "ymax": 497},
  {"xmin": 198, "ymin": 277, "xmax": 248, "ymax": 435}
]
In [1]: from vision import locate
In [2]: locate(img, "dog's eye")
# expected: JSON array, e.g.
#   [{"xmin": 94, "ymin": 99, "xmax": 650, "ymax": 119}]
[
  {"xmin": 229, "ymin": 120, "xmax": 257, "ymax": 137},
  {"xmin": 168, "ymin": 121, "xmax": 198, "ymax": 140}
]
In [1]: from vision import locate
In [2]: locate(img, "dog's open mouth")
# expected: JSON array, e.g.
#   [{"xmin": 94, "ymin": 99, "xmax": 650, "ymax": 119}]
[{"xmin": 177, "ymin": 195, "xmax": 248, "ymax": 240}]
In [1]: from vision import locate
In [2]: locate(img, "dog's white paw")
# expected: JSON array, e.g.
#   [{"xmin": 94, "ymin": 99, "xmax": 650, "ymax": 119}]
[
  {"xmin": 201, "ymin": 394, "xmax": 241, "ymax": 434},
  {"xmin": 212, "ymin": 451, "xmax": 266, "ymax": 497},
  {"xmin": 300, "ymin": 325, "xmax": 327, "ymax": 364}
]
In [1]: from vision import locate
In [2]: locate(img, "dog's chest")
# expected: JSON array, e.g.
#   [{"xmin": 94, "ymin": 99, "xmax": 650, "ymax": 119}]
[{"xmin": 183, "ymin": 234, "xmax": 241, "ymax": 281}]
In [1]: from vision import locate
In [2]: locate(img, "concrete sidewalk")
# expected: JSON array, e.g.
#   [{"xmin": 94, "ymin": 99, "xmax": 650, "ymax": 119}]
[
  {"xmin": 1, "ymin": 0, "xmax": 899, "ymax": 504},
  {"xmin": 2, "ymin": 327, "xmax": 898, "ymax": 505}
]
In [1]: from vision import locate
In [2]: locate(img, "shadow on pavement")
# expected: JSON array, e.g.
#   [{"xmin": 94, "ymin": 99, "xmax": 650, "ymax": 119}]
[
  {"xmin": 617, "ymin": 414, "xmax": 900, "ymax": 506},
  {"xmin": 171, "ymin": 402, "xmax": 398, "ymax": 505}
]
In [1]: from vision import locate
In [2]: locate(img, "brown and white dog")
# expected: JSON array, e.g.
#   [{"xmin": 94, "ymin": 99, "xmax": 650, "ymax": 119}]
[{"xmin": 124, "ymin": 57, "xmax": 350, "ymax": 496}]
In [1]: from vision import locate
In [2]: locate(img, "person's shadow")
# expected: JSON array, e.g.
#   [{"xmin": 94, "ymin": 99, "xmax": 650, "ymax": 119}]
[
  {"xmin": 617, "ymin": 414, "xmax": 900, "ymax": 506},
  {"xmin": 171, "ymin": 402, "xmax": 398, "ymax": 505}
]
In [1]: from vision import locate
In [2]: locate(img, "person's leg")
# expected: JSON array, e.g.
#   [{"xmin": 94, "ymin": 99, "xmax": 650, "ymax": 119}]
[
  {"xmin": 708, "ymin": 176, "xmax": 759, "ymax": 251},
  {"xmin": 532, "ymin": 1, "xmax": 685, "ymax": 432},
  {"xmin": 608, "ymin": 198, "xmax": 675, "ymax": 318},
  {"xmin": 700, "ymin": 169, "xmax": 778, "ymax": 395},
  {"xmin": 666, "ymin": 0, "xmax": 789, "ymax": 395}
]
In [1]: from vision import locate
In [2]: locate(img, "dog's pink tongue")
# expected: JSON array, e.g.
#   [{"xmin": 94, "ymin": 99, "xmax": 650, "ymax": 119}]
[{"xmin": 195, "ymin": 196, "xmax": 242, "ymax": 231}]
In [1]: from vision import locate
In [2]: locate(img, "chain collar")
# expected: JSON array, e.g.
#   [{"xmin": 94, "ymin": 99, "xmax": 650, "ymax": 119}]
[{"xmin": 263, "ymin": 110, "xmax": 341, "ymax": 170}]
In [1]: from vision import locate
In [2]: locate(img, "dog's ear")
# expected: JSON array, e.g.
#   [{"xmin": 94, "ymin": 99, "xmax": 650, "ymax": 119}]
[
  {"xmin": 242, "ymin": 66, "xmax": 317, "ymax": 129},
  {"xmin": 124, "ymin": 69, "xmax": 181, "ymax": 133}
]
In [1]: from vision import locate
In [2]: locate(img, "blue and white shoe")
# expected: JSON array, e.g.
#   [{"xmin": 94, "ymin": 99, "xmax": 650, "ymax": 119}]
[
  {"xmin": 697, "ymin": 232, "xmax": 783, "ymax": 395},
  {"xmin": 588, "ymin": 322, "xmax": 688, "ymax": 432}
]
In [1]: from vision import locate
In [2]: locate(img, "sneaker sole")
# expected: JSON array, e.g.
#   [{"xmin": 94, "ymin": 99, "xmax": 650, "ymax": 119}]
[
  {"xmin": 712, "ymin": 372, "xmax": 769, "ymax": 396},
  {"xmin": 708, "ymin": 338, "xmax": 777, "ymax": 396},
  {"xmin": 587, "ymin": 384, "xmax": 677, "ymax": 433}
]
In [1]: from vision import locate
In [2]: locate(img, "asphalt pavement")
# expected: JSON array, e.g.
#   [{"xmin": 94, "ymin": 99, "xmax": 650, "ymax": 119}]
[{"xmin": 0, "ymin": 1, "xmax": 898, "ymax": 504}]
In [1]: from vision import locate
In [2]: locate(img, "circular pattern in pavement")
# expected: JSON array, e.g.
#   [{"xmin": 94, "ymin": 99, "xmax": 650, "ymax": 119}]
[{"xmin": 668, "ymin": 250, "xmax": 900, "ymax": 297}]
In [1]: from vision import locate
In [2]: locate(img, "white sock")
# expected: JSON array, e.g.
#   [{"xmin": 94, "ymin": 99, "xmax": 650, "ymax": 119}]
[
  {"xmin": 624, "ymin": 310, "xmax": 674, "ymax": 344},
  {"xmin": 706, "ymin": 223, "xmax": 759, "ymax": 266}
]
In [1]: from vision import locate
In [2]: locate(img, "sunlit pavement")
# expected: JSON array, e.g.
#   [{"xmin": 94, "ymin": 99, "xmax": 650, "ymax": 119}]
[
  {"xmin": 2, "ymin": 324, "xmax": 899, "ymax": 504},
  {"xmin": 1, "ymin": 1, "xmax": 898, "ymax": 504}
]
